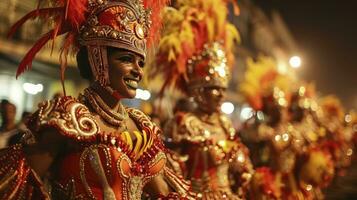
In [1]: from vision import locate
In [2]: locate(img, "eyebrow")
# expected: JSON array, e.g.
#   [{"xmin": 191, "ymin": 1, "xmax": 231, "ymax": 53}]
[{"xmin": 117, "ymin": 51, "xmax": 145, "ymax": 61}]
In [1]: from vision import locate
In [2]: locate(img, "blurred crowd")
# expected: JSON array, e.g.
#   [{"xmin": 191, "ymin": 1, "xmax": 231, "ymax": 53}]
[{"xmin": 0, "ymin": 99, "xmax": 31, "ymax": 148}]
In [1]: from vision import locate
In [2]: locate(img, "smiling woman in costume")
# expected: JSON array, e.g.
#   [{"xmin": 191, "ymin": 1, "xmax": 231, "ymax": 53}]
[{"xmin": 0, "ymin": 0, "xmax": 195, "ymax": 199}]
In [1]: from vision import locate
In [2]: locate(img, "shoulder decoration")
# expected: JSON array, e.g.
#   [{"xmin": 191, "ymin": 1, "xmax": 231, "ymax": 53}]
[
  {"xmin": 28, "ymin": 97, "xmax": 99, "ymax": 141},
  {"xmin": 174, "ymin": 113, "xmax": 208, "ymax": 143}
]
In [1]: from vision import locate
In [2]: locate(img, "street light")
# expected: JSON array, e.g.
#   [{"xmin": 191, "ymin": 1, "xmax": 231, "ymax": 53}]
[
  {"xmin": 221, "ymin": 102, "xmax": 235, "ymax": 114},
  {"xmin": 23, "ymin": 83, "xmax": 43, "ymax": 95},
  {"xmin": 289, "ymin": 56, "xmax": 302, "ymax": 68},
  {"xmin": 135, "ymin": 88, "xmax": 151, "ymax": 100},
  {"xmin": 240, "ymin": 106, "xmax": 253, "ymax": 121}
]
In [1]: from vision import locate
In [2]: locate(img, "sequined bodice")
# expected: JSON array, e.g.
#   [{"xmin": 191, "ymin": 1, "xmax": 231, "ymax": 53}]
[
  {"xmin": 171, "ymin": 112, "xmax": 249, "ymax": 199},
  {"xmin": 56, "ymin": 143, "xmax": 166, "ymax": 200}
]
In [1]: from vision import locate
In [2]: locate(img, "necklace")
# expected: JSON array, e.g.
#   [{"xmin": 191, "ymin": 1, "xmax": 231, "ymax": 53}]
[{"xmin": 83, "ymin": 87, "xmax": 128, "ymax": 127}]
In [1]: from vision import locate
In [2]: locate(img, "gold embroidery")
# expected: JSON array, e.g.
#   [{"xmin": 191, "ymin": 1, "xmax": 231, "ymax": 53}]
[
  {"xmin": 37, "ymin": 98, "xmax": 99, "ymax": 140},
  {"xmin": 79, "ymin": 144, "xmax": 122, "ymax": 199},
  {"xmin": 116, "ymin": 151, "xmax": 167, "ymax": 200},
  {"xmin": 87, "ymin": 148, "xmax": 116, "ymax": 200}
]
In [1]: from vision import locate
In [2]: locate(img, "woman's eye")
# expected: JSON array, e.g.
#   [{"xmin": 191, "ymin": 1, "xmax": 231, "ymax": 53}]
[
  {"xmin": 118, "ymin": 55, "xmax": 134, "ymax": 63},
  {"xmin": 138, "ymin": 60, "xmax": 145, "ymax": 68}
]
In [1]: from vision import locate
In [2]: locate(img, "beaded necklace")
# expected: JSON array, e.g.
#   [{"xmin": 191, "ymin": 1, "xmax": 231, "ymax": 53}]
[{"xmin": 83, "ymin": 87, "xmax": 128, "ymax": 128}]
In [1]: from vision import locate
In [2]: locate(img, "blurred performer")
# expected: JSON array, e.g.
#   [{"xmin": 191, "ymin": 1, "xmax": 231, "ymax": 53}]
[
  {"xmin": 289, "ymin": 84, "xmax": 325, "ymax": 150},
  {"xmin": 0, "ymin": 99, "xmax": 9, "ymax": 124},
  {"xmin": 240, "ymin": 57, "xmax": 317, "ymax": 199},
  {"xmin": 152, "ymin": 0, "xmax": 254, "ymax": 199},
  {"xmin": 294, "ymin": 145, "xmax": 334, "ymax": 200},
  {"xmin": 0, "ymin": 101, "xmax": 17, "ymax": 148},
  {"xmin": 287, "ymin": 84, "xmax": 336, "ymax": 199},
  {"xmin": 319, "ymin": 96, "xmax": 354, "ymax": 176},
  {"xmin": 0, "ymin": 0, "xmax": 196, "ymax": 199},
  {"xmin": 241, "ymin": 57, "xmax": 337, "ymax": 199},
  {"xmin": 240, "ymin": 57, "xmax": 299, "ymax": 170},
  {"xmin": 7, "ymin": 111, "xmax": 32, "ymax": 146}
]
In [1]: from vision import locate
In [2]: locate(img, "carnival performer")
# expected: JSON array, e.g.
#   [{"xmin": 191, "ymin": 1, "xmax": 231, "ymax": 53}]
[
  {"xmin": 289, "ymin": 83, "xmax": 326, "ymax": 150},
  {"xmin": 240, "ymin": 57, "xmax": 299, "ymax": 171},
  {"xmin": 318, "ymin": 95, "xmax": 354, "ymax": 176},
  {"xmin": 0, "ymin": 0, "xmax": 196, "ymax": 199},
  {"xmin": 241, "ymin": 57, "xmax": 337, "ymax": 199},
  {"xmin": 289, "ymin": 85, "xmax": 339, "ymax": 199},
  {"xmin": 151, "ymin": 0, "xmax": 254, "ymax": 199}
]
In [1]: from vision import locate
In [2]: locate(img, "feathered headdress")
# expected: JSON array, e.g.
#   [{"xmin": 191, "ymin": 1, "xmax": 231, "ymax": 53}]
[
  {"xmin": 320, "ymin": 95, "xmax": 345, "ymax": 121},
  {"xmin": 9, "ymin": 0, "xmax": 169, "ymax": 93},
  {"xmin": 240, "ymin": 56, "xmax": 293, "ymax": 110},
  {"xmin": 151, "ymin": 0, "xmax": 240, "ymax": 95}
]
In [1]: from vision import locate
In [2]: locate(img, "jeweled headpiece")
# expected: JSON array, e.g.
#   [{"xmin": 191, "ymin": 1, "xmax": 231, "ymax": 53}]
[
  {"xmin": 186, "ymin": 42, "xmax": 230, "ymax": 89},
  {"xmin": 9, "ymin": 0, "xmax": 168, "ymax": 93},
  {"xmin": 151, "ymin": 0, "xmax": 240, "ymax": 94},
  {"xmin": 80, "ymin": 0, "xmax": 151, "ymax": 55}
]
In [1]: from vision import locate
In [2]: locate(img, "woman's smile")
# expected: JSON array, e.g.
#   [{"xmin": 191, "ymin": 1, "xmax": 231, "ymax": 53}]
[{"xmin": 123, "ymin": 78, "xmax": 139, "ymax": 90}]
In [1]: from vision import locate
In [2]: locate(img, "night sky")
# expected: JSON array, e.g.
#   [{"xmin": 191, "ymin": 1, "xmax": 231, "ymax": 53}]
[{"xmin": 254, "ymin": 0, "xmax": 357, "ymax": 109}]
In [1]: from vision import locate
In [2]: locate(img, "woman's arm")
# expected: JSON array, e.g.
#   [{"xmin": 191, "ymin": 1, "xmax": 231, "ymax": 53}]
[
  {"xmin": 23, "ymin": 127, "xmax": 66, "ymax": 177},
  {"xmin": 0, "ymin": 126, "xmax": 65, "ymax": 199}
]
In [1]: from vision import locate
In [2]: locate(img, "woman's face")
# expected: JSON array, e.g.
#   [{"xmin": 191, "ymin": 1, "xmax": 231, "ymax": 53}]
[
  {"xmin": 195, "ymin": 86, "xmax": 226, "ymax": 114},
  {"xmin": 108, "ymin": 48, "xmax": 145, "ymax": 99}
]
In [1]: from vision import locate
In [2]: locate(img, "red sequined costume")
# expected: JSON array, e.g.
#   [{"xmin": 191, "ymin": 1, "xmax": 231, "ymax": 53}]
[
  {"xmin": 151, "ymin": 0, "xmax": 253, "ymax": 199},
  {"xmin": 0, "ymin": 0, "xmax": 195, "ymax": 199}
]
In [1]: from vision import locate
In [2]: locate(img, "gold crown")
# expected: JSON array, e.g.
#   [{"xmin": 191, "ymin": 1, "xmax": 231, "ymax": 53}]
[
  {"xmin": 79, "ymin": 0, "xmax": 151, "ymax": 56},
  {"xmin": 186, "ymin": 42, "xmax": 230, "ymax": 89}
]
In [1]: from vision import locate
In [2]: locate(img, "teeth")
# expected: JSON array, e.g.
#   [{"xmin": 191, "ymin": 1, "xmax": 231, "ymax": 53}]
[{"xmin": 125, "ymin": 79, "xmax": 138, "ymax": 89}]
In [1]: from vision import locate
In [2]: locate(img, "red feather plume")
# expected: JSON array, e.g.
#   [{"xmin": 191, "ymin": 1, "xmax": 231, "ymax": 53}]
[
  {"xmin": 9, "ymin": 0, "xmax": 88, "ymax": 86},
  {"xmin": 11, "ymin": 0, "xmax": 167, "ymax": 96},
  {"xmin": 65, "ymin": 0, "xmax": 88, "ymax": 30},
  {"xmin": 143, "ymin": 0, "xmax": 170, "ymax": 46},
  {"xmin": 16, "ymin": 29, "xmax": 66, "ymax": 78},
  {"xmin": 7, "ymin": 7, "xmax": 64, "ymax": 39}
]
